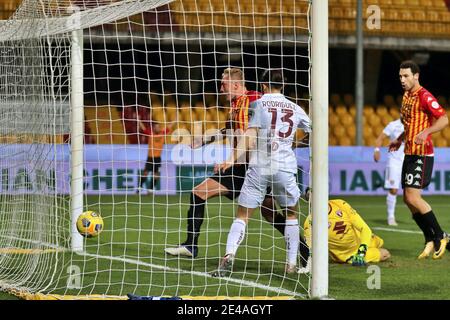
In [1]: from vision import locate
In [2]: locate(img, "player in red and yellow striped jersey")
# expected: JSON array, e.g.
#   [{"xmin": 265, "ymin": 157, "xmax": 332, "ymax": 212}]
[
  {"xmin": 303, "ymin": 188, "xmax": 390, "ymax": 265},
  {"xmin": 164, "ymin": 68, "xmax": 305, "ymax": 260},
  {"xmin": 390, "ymin": 60, "xmax": 449, "ymax": 260}
]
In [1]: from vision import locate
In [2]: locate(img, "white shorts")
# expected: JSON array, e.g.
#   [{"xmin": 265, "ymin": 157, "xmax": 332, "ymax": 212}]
[
  {"xmin": 384, "ymin": 161, "xmax": 402, "ymax": 189},
  {"xmin": 238, "ymin": 167, "xmax": 300, "ymax": 209}
]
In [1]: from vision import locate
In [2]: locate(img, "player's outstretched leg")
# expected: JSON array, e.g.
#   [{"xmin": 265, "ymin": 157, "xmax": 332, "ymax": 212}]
[
  {"xmin": 260, "ymin": 197, "xmax": 311, "ymax": 270},
  {"xmin": 164, "ymin": 178, "xmax": 227, "ymax": 258},
  {"xmin": 211, "ymin": 217, "xmax": 247, "ymax": 277},
  {"xmin": 164, "ymin": 193, "xmax": 205, "ymax": 258}
]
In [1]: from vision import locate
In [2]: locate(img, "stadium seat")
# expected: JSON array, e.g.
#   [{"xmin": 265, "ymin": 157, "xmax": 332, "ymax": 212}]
[
  {"xmin": 368, "ymin": 113, "xmax": 381, "ymax": 127},
  {"xmin": 165, "ymin": 106, "xmax": 178, "ymax": 122},
  {"xmin": 366, "ymin": 136, "xmax": 377, "ymax": 146},
  {"xmin": 376, "ymin": 105, "xmax": 388, "ymax": 117},
  {"xmin": 407, "ymin": 0, "xmax": 421, "ymax": 7},
  {"xmin": 85, "ymin": 106, "xmax": 127, "ymax": 144},
  {"xmin": 333, "ymin": 125, "xmax": 346, "ymax": 138},
  {"xmin": 419, "ymin": 0, "xmax": 433, "ymax": 7},
  {"xmin": 338, "ymin": 136, "xmax": 352, "ymax": 146},
  {"xmin": 340, "ymin": 114, "xmax": 354, "ymax": 126},
  {"xmin": 338, "ymin": 0, "xmax": 355, "ymax": 4},
  {"xmin": 363, "ymin": 126, "xmax": 374, "ymax": 139},
  {"xmin": 329, "ymin": 114, "xmax": 340, "ymax": 127},
  {"xmin": 381, "ymin": 114, "xmax": 394, "ymax": 127},
  {"xmin": 329, "ymin": 106, "xmax": 335, "ymax": 115},
  {"xmin": 348, "ymin": 105, "xmax": 356, "ymax": 117},
  {"xmin": 363, "ymin": 105, "xmax": 375, "ymax": 116},
  {"xmin": 442, "ymin": 127, "xmax": 450, "ymax": 140},
  {"xmin": 329, "ymin": 135, "xmax": 338, "ymax": 146},
  {"xmin": 346, "ymin": 124, "xmax": 356, "ymax": 139},
  {"xmin": 389, "ymin": 107, "xmax": 400, "ymax": 118},
  {"xmin": 432, "ymin": 0, "xmax": 446, "ymax": 8},
  {"xmin": 335, "ymin": 104, "xmax": 348, "ymax": 116}
]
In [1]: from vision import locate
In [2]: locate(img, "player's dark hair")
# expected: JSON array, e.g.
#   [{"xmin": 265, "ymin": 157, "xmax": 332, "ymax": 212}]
[
  {"xmin": 260, "ymin": 69, "xmax": 285, "ymax": 90},
  {"xmin": 400, "ymin": 60, "xmax": 420, "ymax": 75}
]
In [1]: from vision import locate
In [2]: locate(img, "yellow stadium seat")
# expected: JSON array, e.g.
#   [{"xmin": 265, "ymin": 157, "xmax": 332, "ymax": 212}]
[
  {"xmin": 419, "ymin": 0, "xmax": 433, "ymax": 7},
  {"xmin": 381, "ymin": 114, "xmax": 394, "ymax": 127},
  {"xmin": 338, "ymin": 0, "xmax": 355, "ymax": 4},
  {"xmin": 329, "ymin": 135, "xmax": 338, "ymax": 146},
  {"xmin": 346, "ymin": 124, "xmax": 356, "ymax": 138},
  {"xmin": 329, "ymin": 106, "xmax": 335, "ymax": 114},
  {"xmin": 364, "ymin": 136, "xmax": 376, "ymax": 146},
  {"xmin": 407, "ymin": 0, "xmax": 421, "ymax": 7},
  {"xmin": 330, "ymin": 6, "xmax": 344, "ymax": 19},
  {"xmin": 389, "ymin": 107, "xmax": 400, "ymax": 118},
  {"xmin": 432, "ymin": 0, "xmax": 446, "ymax": 7},
  {"xmin": 442, "ymin": 127, "xmax": 450, "ymax": 140},
  {"xmin": 335, "ymin": 104, "xmax": 348, "ymax": 116},
  {"xmin": 333, "ymin": 125, "xmax": 346, "ymax": 138},
  {"xmin": 348, "ymin": 105, "xmax": 356, "ymax": 117},
  {"xmin": 341, "ymin": 114, "xmax": 354, "ymax": 126},
  {"xmin": 218, "ymin": 110, "xmax": 228, "ymax": 122},
  {"xmin": 376, "ymin": 105, "xmax": 388, "ymax": 116},
  {"xmin": 363, "ymin": 105, "xmax": 375, "ymax": 116},
  {"xmin": 363, "ymin": 126, "xmax": 373, "ymax": 139},
  {"xmin": 338, "ymin": 136, "xmax": 352, "ymax": 146},
  {"xmin": 329, "ymin": 115, "xmax": 340, "ymax": 126},
  {"xmin": 368, "ymin": 113, "xmax": 381, "ymax": 127}
]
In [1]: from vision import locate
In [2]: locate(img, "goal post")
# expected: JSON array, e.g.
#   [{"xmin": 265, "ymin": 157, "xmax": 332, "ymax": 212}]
[
  {"xmin": 0, "ymin": 0, "xmax": 328, "ymax": 300},
  {"xmin": 70, "ymin": 27, "xmax": 84, "ymax": 253},
  {"xmin": 311, "ymin": 0, "xmax": 329, "ymax": 299}
]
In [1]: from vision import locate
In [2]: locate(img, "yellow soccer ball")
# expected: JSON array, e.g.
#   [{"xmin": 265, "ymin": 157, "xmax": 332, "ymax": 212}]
[{"xmin": 76, "ymin": 211, "xmax": 104, "ymax": 238}]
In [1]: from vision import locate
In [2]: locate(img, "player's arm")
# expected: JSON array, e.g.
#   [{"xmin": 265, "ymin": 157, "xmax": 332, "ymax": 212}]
[
  {"xmin": 217, "ymin": 127, "xmax": 257, "ymax": 173},
  {"xmin": 414, "ymin": 94, "xmax": 448, "ymax": 144},
  {"xmin": 373, "ymin": 132, "xmax": 387, "ymax": 162},
  {"xmin": 388, "ymin": 131, "xmax": 405, "ymax": 152},
  {"xmin": 340, "ymin": 201, "xmax": 372, "ymax": 266},
  {"xmin": 415, "ymin": 114, "xmax": 448, "ymax": 145},
  {"xmin": 193, "ymin": 126, "xmax": 228, "ymax": 148}
]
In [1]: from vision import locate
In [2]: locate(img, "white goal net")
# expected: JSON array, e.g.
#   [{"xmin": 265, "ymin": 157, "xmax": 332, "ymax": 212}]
[{"xmin": 0, "ymin": 0, "xmax": 315, "ymax": 299}]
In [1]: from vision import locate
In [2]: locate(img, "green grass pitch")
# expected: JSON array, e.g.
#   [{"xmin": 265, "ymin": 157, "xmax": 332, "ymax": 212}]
[{"xmin": 0, "ymin": 194, "xmax": 449, "ymax": 300}]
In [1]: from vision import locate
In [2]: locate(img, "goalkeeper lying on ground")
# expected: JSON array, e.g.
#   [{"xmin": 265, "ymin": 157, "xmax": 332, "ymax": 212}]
[{"xmin": 303, "ymin": 188, "xmax": 391, "ymax": 266}]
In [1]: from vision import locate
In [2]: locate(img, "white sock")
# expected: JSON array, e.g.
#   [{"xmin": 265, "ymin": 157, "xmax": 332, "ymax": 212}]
[
  {"xmin": 386, "ymin": 193, "xmax": 396, "ymax": 220},
  {"xmin": 285, "ymin": 219, "xmax": 300, "ymax": 265},
  {"xmin": 226, "ymin": 219, "xmax": 246, "ymax": 256}
]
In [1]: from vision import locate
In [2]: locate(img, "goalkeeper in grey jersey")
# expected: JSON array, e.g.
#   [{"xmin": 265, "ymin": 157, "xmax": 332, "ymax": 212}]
[{"xmin": 211, "ymin": 69, "xmax": 311, "ymax": 277}]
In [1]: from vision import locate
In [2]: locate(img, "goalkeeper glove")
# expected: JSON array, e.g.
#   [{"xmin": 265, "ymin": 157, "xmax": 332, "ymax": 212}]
[{"xmin": 351, "ymin": 244, "xmax": 367, "ymax": 266}]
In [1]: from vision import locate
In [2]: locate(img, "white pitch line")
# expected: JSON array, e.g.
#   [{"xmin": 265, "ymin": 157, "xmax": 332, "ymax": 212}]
[
  {"xmin": 78, "ymin": 251, "xmax": 306, "ymax": 299},
  {"xmin": 0, "ymin": 234, "xmax": 305, "ymax": 299},
  {"xmin": 372, "ymin": 227, "xmax": 422, "ymax": 234}
]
